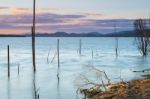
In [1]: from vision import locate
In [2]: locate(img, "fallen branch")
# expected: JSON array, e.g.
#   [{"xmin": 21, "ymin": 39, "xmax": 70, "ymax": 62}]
[
  {"xmin": 47, "ymin": 48, "xmax": 51, "ymax": 64},
  {"xmin": 51, "ymin": 51, "xmax": 57, "ymax": 63},
  {"xmin": 133, "ymin": 69, "xmax": 150, "ymax": 72}
]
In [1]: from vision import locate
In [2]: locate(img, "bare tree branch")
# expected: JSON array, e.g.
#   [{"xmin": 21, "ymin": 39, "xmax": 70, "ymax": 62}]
[{"xmin": 134, "ymin": 19, "xmax": 150, "ymax": 57}]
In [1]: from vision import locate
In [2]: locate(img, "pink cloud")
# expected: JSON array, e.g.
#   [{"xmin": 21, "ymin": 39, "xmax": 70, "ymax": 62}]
[{"xmin": 10, "ymin": 8, "xmax": 31, "ymax": 15}]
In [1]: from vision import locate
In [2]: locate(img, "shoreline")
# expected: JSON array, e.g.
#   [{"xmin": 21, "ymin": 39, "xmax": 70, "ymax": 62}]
[{"xmin": 80, "ymin": 77, "xmax": 150, "ymax": 99}]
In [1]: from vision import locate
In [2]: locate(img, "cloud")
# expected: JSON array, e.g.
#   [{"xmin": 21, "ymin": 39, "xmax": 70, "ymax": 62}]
[
  {"xmin": 10, "ymin": 8, "xmax": 31, "ymax": 15},
  {"xmin": 0, "ymin": 12, "xmax": 134, "ymax": 34},
  {"xmin": 0, "ymin": 29, "xmax": 29, "ymax": 34},
  {"xmin": 0, "ymin": 6, "xmax": 9, "ymax": 9},
  {"xmin": 0, "ymin": 13, "xmax": 86, "ymax": 24},
  {"xmin": 40, "ymin": 7, "xmax": 60, "ymax": 11},
  {"xmin": 84, "ymin": 13, "xmax": 103, "ymax": 18}
]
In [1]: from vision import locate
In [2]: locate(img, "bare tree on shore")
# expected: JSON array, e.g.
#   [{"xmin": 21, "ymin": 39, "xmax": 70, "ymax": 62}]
[{"xmin": 134, "ymin": 19, "xmax": 150, "ymax": 57}]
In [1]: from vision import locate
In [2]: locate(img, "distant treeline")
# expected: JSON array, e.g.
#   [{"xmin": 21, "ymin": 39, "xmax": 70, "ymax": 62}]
[{"xmin": 0, "ymin": 34, "xmax": 26, "ymax": 37}]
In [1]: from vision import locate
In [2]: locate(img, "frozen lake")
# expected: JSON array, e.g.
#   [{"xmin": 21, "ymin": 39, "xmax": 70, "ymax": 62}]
[{"xmin": 0, "ymin": 37, "xmax": 150, "ymax": 99}]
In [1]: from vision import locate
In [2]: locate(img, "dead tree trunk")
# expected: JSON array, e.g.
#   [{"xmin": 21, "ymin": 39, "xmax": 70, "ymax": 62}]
[
  {"xmin": 32, "ymin": 0, "xmax": 36, "ymax": 72},
  {"xmin": 33, "ymin": 73, "xmax": 37, "ymax": 99},
  {"xmin": 33, "ymin": 73, "xmax": 40, "ymax": 99},
  {"xmin": 7, "ymin": 45, "xmax": 10, "ymax": 78}
]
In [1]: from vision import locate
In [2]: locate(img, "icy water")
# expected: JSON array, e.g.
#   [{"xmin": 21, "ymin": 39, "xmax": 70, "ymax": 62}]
[{"xmin": 0, "ymin": 37, "xmax": 150, "ymax": 99}]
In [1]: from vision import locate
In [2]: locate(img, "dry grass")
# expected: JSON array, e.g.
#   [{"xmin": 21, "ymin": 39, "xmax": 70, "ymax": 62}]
[{"xmin": 81, "ymin": 77, "xmax": 150, "ymax": 99}]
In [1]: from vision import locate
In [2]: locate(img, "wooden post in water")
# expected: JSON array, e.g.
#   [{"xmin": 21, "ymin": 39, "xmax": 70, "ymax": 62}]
[
  {"xmin": 115, "ymin": 38, "xmax": 118, "ymax": 57},
  {"xmin": 79, "ymin": 39, "xmax": 82, "ymax": 55},
  {"xmin": 37, "ymin": 94, "xmax": 39, "ymax": 99},
  {"xmin": 149, "ymin": 16, "xmax": 150, "ymax": 25},
  {"xmin": 56, "ymin": 39, "xmax": 60, "ymax": 99},
  {"xmin": 57, "ymin": 39, "xmax": 60, "ymax": 86},
  {"xmin": 7, "ymin": 45, "xmax": 10, "ymax": 78},
  {"xmin": 32, "ymin": 0, "xmax": 36, "ymax": 72},
  {"xmin": 18, "ymin": 64, "xmax": 20, "ymax": 76},
  {"xmin": 114, "ymin": 22, "xmax": 118, "ymax": 57},
  {"xmin": 57, "ymin": 39, "xmax": 60, "ymax": 68},
  {"xmin": 92, "ymin": 49, "xmax": 93, "ymax": 58}
]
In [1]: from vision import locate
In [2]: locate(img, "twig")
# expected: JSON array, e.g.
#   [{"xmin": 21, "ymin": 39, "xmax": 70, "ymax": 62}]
[
  {"xmin": 51, "ymin": 52, "xmax": 57, "ymax": 63},
  {"xmin": 47, "ymin": 48, "xmax": 51, "ymax": 64}
]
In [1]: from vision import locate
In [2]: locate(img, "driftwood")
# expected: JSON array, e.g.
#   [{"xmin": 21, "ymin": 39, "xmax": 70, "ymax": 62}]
[
  {"xmin": 81, "ymin": 77, "xmax": 150, "ymax": 99},
  {"xmin": 75, "ymin": 65, "xmax": 130, "ymax": 99},
  {"xmin": 133, "ymin": 69, "xmax": 150, "ymax": 72},
  {"xmin": 75, "ymin": 65, "xmax": 111, "ymax": 94}
]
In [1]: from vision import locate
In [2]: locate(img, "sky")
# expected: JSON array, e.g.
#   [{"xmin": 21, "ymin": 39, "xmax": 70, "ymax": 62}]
[{"xmin": 0, "ymin": 0, "xmax": 150, "ymax": 34}]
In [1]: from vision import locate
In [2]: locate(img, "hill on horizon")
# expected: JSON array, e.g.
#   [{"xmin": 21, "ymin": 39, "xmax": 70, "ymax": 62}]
[{"xmin": 0, "ymin": 30, "xmax": 140, "ymax": 37}]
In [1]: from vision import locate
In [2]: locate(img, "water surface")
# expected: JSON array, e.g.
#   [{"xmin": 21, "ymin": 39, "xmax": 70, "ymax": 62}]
[{"xmin": 0, "ymin": 37, "xmax": 150, "ymax": 99}]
